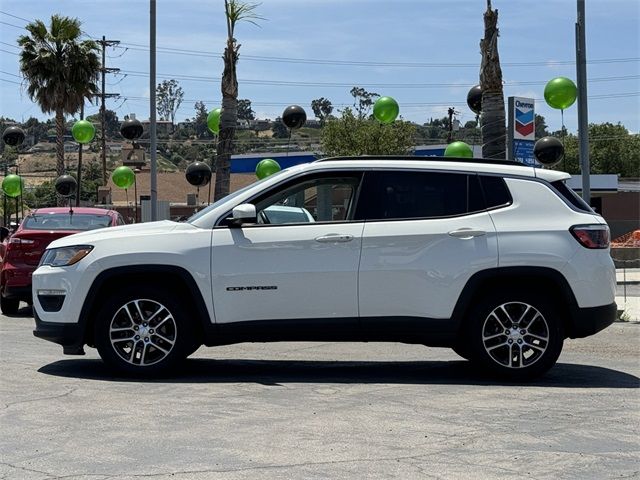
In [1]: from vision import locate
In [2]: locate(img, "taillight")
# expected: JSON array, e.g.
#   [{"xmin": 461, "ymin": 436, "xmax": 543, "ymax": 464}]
[
  {"xmin": 570, "ymin": 224, "xmax": 610, "ymax": 249},
  {"xmin": 5, "ymin": 236, "xmax": 36, "ymax": 260},
  {"xmin": 9, "ymin": 237, "xmax": 35, "ymax": 246}
]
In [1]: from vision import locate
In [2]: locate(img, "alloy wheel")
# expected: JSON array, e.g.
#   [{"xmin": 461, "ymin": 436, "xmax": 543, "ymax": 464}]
[
  {"xmin": 109, "ymin": 299, "xmax": 177, "ymax": 366},
  {"xmin": 481, "ymin": 302, "xmax": 550, "ymax": 369}
]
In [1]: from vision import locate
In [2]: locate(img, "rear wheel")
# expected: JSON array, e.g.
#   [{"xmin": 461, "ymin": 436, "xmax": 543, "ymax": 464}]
[
  {"xmin": 0, "ymin": 295, "xmax": 19, "ymax": 315},
  {"xmin": 94, "ymin": 286, "xmax": 197, "ymax": 376},
  {"xmin": 466, "ymin": 291, "xmax": 564, "ymax": 380}
]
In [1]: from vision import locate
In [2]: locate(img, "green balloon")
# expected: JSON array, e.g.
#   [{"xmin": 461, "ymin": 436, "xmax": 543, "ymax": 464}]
[
  {"xmin": 373, "ymin": 96, "xmax": 399, "ymax": 124},
  {"xmin": 72, "ymin": 120, "xmax": 96, "ymax": 144},
  {"xmin": 544, "ymin": 77, "xmax": 577, "ymax": 110},
  {"xmin": 444, "ymin": 141, "xmax": 473, "ymax": 158},
  {"xmin": 256, "ymin": 158, "xmax": 281, "ymax": 180},
  {"xmin": 2, "ymin": 174, "xmax": 22, "ymax": 198},
  {"xmin": 207, "ymin": 108, "xmax": 221, "ymax": 134},
  {"xmin": 111, "ymin": 166, "xmax": 135, "ymax": 189}
]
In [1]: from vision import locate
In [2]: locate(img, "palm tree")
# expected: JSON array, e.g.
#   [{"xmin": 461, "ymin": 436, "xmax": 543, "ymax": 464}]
[
  {"xmin": 479, "ymin": 0, "xmax": 506, "ymax": 159},
  {"xmin": 214, "ymin": 0, "xmax": 263, "ymax": 201},
  {"xmin": 18, "ymin": 15, "xmax": 100, "ymax": 177}
]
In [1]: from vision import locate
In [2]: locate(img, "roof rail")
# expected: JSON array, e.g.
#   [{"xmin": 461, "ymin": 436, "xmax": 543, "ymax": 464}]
[{"xmin": 314, "ymin": 155, "xmax": 523, "ymax": 167}]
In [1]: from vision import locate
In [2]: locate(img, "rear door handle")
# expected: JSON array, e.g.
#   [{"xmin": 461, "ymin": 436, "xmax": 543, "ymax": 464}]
[
  {"xmin": 448, "ymin": 228, "xmax": 487, "ymax": 239},
  {"xmin": 315, "ymin": 234, "xmax": 354, "ymax": 243}
]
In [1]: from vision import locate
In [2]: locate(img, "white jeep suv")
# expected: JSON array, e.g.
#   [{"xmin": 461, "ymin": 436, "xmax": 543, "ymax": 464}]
[{"xmin": 32, "ymin": 156, "xmax": 616, "ymax": 379}]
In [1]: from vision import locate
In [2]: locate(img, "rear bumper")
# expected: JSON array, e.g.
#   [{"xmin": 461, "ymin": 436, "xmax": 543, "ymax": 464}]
[
  {"xmin": 33, "ymin": 310, "xmax": 85, "ymax": 355},
  {"xmin": 569, "ymin": 302, "xmax": 617, "ymax": 338},
  {"xmin": 3, "ymin": 285, "xmax": 32, "ymax": 300}
]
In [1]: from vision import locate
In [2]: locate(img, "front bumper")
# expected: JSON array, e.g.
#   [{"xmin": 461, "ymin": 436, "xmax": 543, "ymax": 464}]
[
  {"xmin": 569, "ymin": 302, "xmax": 617, "ymax": 338},
  {"xmin": 33, "ymin": 310, "xmax": 85, "ymax": 355}
]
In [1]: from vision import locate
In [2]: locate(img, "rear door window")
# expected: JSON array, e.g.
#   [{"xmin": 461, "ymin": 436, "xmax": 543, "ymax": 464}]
[{"xmin": 355, "ymin": 171, "xmax": 485, "ymax": 220}]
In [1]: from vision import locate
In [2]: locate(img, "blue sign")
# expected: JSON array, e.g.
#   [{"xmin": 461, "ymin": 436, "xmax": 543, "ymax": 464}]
[{"xmin": 513, "ymin": 139, "xmax": 537, "ymax": 166}]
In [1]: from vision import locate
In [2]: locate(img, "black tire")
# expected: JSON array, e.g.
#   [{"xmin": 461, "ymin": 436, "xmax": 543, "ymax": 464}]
[
  {"xmin": 94, "ymin": 285, "xmax": 198, "ymax": 376},
  {"xmin": 465, "ymin": 290, "xmax": 564, "ymax": 380},
  {"xmin": 452, "ymin": 343, "xmax": 471, "ymax": 361},
  {"xmin": 0, "ymin": 295, "xmax": 19, "ymax": 315}
]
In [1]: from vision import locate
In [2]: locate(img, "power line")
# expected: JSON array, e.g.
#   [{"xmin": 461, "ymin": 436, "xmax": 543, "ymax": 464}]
[
  {"xmin": 0, "ymin": 10, "xmax": 30, "ymax": 23},
  {"xmin": 116, "ymin": 42, "xmax": 640, "ymax": 69},
  {"xmin": 118, "ymin": 69, "xmax": 640, "ymax": 89}
]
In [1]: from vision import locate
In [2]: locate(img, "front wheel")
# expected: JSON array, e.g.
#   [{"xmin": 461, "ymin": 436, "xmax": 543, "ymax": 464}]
[
  {"xmin": 466, "ymin": 291, "xmax": 564, "ymax": 380},
  {"xmin": 0, "ymin": 295, "xmax": 19, "ymax": 315},
  {"xmin": 94, "ymin": 286, "xmax": 197, "ymax": 376}
]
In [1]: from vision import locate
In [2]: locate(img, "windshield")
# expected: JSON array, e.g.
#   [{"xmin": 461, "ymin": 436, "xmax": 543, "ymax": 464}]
[
  {"xmin": 23, "ymin": 213, "xmax": 112, "ymax": 231},
  {"xmin": 187, "ymin": 170, "xmax": 288, "ymax": 223}
]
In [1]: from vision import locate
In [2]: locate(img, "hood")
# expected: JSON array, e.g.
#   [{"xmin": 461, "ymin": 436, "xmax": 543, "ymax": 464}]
[{"xmin": 47, "ymin": 220, "xmax": 198, "ymax": 249}]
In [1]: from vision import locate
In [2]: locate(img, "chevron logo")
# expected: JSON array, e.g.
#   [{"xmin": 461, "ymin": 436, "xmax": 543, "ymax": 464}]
[
  {"xmin": 515, "ymin": 107, "xmax": 534, "ymax": 124},
  {"xmin": 516, "ymin": 121, "xmax": 534, "ymax": 137}
]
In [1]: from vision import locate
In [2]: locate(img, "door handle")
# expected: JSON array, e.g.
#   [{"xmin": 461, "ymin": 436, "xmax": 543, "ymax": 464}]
[
  {"xmin": 315, "ymin": 234, "xmax": 354, "ymax": 243},
  {"xmin": 448, "ymin": 228, "xmax": 486, "ymax": 239}
]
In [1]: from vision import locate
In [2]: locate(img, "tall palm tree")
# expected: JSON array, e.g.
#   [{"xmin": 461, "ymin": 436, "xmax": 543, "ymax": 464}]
[
  {"xmin": 18, "ymin": 15, "xmax": 100, "ymax": 177},
  {"xmin": 214, "ymin": 0, "xmax": 263, "ymax": 201},
  {"xmin": 479, "ymin": 0, "xmax": 506, "ymax": 159}
]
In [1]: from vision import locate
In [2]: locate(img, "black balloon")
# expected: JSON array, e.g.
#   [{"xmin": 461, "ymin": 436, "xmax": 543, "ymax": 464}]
[
  {"xmin": 534, "ymin": 136, "xmax": 565, "ymax": 166},
  {"xmin": 2, "ymin": 126, "xmax": 25, "ymax": 146},
  {"xmin": 282, "ymin": 105, "xmax": 307, "ymax": 130},
  {"xmin": 467, "ymin": 85, "xmax": 482, "ymax": 115},
  {"xmin": 55, "ymin": 175, "xmax": 78, "ymax": 197},
  {"xmin": 185, "ymin": 161, "xmax": 212, "ymax": 187},
  {"xmin": 120, "ymin": 118, "xmax": 144, "ymax": 140}
]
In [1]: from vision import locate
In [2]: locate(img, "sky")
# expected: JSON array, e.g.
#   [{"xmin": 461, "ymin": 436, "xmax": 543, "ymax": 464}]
[{"xmin": 1, "ymin": 0, "xmax": 639, "ymax": 134}]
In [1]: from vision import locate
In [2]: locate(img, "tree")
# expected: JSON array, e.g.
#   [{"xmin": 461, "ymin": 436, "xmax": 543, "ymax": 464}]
[
  {"xmin": 18, "ymin": 15, "xmax": 100, "ymax": 177},
  {"xmin": 271, "ymin": 117, "xmax": 289, "ymax": 139},
  {"xmin": 311, "ymin": 97, "xmax": 333, "ymax": 125},
  {"xmin": 86, "ymin": 109, "xmax": 119, "ymax": 139},
  {"xmin": 193, "ymin": 101, "xmax": 209, "ymax": 138},
  {"xmin": 237, "ymin": 99, "xmax": 255, "ymax": 121},
  {"xmin": 479, "ymin": 0, "xmax": 506, "ymax": 159},
  {"xmin": 215, "ymin": 0, "xmax": 263, "ymax": 201},
  {"xmin": 350, "ymin": 87, "xmax": 379, "ymax": 120},
  {"xmin": 535, "ymin": 114, "xmax": 550, "ymax": 138},
  {"xmin": 560, "ymin": 123, "xmax": 640, "ymax": 177},
  {"xmin": 321, "ymin": 108, "xmax": 415, "ymax": 157},
  {"xmin": 156, "ymin": 79, "xmax": 184, "ymax": 129}
]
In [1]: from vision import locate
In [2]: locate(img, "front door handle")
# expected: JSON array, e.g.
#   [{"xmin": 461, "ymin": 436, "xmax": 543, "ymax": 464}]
[
  {"xmin": 448, "ymin": 228, "xmax": 487, "ymax": 239},
  {"xmin": 315, "ymin": 234, "xmax": 354, "ymax": 243}
]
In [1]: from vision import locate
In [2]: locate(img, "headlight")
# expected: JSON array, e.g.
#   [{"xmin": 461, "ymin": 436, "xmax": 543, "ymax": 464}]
[{"xmin": 40, "ymin": 246, "xmax": 94, "ymax": 267}]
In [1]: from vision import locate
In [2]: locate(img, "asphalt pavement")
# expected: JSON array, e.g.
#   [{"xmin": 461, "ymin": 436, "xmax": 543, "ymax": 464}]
[{"xmin": 0, "ymin": 309, "xmax": 638, "ymax": 480}]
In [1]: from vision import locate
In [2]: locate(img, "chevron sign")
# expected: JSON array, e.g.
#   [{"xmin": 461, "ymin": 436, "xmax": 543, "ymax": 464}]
[{"xmin": 513, "ymin": 98, "xmax": 535, "ymax": 140}]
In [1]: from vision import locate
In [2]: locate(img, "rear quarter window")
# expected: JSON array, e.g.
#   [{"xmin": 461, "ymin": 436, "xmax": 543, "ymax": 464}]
[{"xmin": 550, "ymin": 181, "xmax": 593, "ymax": 213}]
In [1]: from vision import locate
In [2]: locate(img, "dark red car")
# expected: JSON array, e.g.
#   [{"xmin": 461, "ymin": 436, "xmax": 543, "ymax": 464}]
[{"xmin": 0, "ymin": 207, "xmax": 124, "ymax": 314}]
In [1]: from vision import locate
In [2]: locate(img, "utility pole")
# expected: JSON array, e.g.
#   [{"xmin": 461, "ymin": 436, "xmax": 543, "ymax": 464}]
[
  {"xmin": 447, "ymin": 107, "xmax": 459, "ymax": 143},
  {"xmin": 150, "ymin": 0, "xmax": 158, "ymax": 221},
  {"xmin": 76, "ymin": 104, "xmax": 84, "ymax": 207},
  {"xmin": 576, "ymin": 0, "xmax": 590, "ymax": 204},
  {"xmin": 98, "ymin": 36, "xmax": 121, "ymax": 186}
]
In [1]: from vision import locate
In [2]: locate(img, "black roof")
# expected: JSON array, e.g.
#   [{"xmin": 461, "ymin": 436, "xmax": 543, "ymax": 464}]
[{"xmin": 315, "ymin": 155, "xmax": 523, "ymax": 167}]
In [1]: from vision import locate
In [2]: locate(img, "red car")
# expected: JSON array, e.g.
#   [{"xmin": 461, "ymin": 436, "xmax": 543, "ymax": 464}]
[{"xmin": 0, "ymin": 207, "xmax": 124, "ymax": 314}]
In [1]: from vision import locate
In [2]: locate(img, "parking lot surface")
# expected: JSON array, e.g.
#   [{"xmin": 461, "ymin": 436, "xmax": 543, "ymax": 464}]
[{"xmin": 1, "ymin": 309, "xmax": 638, "ymax": 480}]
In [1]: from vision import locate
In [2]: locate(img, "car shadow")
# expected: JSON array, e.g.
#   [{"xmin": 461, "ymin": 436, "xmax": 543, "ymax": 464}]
[
  {"xmin": 38, "ymin": 358, "xmax": 640, "ymax": 388},
  {"xmin": 3, "ymin": 304, "xmax": 33, "ymax": 318}
]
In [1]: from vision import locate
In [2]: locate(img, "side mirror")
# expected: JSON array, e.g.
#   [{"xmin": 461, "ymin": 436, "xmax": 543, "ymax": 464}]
[
  {"xmin": 229, "ymin": 203, "xmax": 257, "ymax": 227},
  {"xmin": 0, "ymin": 227, "xmax": 8, "ymax": 242}
]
